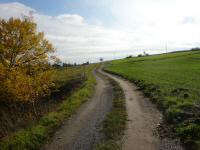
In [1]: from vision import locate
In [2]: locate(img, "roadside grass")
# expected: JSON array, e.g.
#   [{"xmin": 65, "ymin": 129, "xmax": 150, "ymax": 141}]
[
  {"xmin": 105, "ymin": 50, "xmax": 200, "ymax": 150},
  {"xmin": 0, "ymin": 65, "xmax": 96, "ymax": 150},
  {"xmin": 52, "ymin": 66, "xmax": 85, "ymax": 89},
  {"xmin": 0, "ymin": 65, "xmax": 86, "ymax": 139},
  {"xmin": 96, "ymin": 75, "xmax": 126, "ymax": 150}
]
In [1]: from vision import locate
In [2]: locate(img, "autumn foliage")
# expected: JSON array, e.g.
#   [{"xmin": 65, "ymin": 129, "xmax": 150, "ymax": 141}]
[{"xmin": 0, "ymin": 17, "xmax": 56, "ymax": 104}]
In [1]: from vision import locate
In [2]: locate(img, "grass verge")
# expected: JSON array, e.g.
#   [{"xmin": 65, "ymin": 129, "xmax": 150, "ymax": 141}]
[
  {"xmin": 96, "ymin": 75, "xmax": 127, "ymax": 150},
  {"xmin": 0, "ymin": 65, "xmax": 96, "ymax": 150}
]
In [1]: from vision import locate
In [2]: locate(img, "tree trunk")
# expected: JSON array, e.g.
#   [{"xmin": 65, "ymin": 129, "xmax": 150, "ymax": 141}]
[{"xmin": 32, "ymin": 100, "xmax": 38, "ymax": 119}]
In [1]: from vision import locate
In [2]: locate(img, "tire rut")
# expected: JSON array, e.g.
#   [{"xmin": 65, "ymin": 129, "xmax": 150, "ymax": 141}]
[
  {"xmin": 43, "ymin": 70, "xmax": 113, "ymax": 150},
  {"xmin": 100, "ymin": 69, "xmax": 184, "ymax": 150}
]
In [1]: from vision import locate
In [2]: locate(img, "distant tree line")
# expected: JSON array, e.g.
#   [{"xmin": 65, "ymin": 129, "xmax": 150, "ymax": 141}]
[
  {"xmin": 191, "ymin": 47, "xmax": 200, "ymax": 51},
  {"xmin": 52, "ymin": 61, "xmax": 90, "ymax": 68},
  {"xmin": 126, "ymin": 51, "xmax": 149, "ymax": 59}
]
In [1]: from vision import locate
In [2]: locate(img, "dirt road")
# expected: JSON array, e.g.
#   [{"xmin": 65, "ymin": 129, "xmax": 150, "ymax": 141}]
[
  {"xmin": 43, "ymin": 70, "xmax": 113, "ymax": 150},
  {"xmin": 100, "ymin": 69, "xmax": 183, "ymax": 150},
  {"xmin": 43, "ymin": 68, "xmax": 183, "ymax": 150}
]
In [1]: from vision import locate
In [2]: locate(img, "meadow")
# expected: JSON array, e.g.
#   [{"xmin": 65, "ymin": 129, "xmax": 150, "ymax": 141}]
[{"xmin": 105, "ymin": 50, "xmax": 200, "ymax": 149}]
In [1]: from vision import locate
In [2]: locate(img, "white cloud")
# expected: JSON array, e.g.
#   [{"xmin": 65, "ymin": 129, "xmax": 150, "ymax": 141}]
[
  {"xmin": 0, "ymin": 2, "xmax": 35, "ymax": 18},
  {"xmin": 0, "ymin": 1, "xmax": 200, "ymax": 63},
  {"xmin": 0, "ymin": 2, "xmax": 140, "ymax": 63},
  {"xmin": 109, "ymin": 0, "xmax": 200, "ymax": 45}
]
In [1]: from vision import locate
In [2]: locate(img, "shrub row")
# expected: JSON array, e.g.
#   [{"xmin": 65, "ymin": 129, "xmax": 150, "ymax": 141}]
[{"xmin": 0, "ymin": 65, "xmax": 96, "ymax": 150}]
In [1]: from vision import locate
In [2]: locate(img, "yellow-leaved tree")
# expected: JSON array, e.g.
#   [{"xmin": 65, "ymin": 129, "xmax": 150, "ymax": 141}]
[{"xmin": 0, "ymin": 17, "xmax": 57, "ymax": 116}]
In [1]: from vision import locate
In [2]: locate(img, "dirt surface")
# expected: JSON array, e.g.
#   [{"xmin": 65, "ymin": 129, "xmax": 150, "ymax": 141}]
[
  {"xmin": 43, "ymin": 70, "xmax": 113, "ymax": 150},
  {"xmin": 100, "ymin": 69, "xmax": 184, "ymax": 150},
  {"xmin": 43, "ymin": 67, "xmax": 183, "ymax": 150}
]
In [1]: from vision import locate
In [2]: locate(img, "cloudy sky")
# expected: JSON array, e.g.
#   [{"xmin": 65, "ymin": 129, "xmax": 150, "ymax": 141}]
[{"xmin": 0, "ymin": 0, "xmax": 200, "ymax": 63}]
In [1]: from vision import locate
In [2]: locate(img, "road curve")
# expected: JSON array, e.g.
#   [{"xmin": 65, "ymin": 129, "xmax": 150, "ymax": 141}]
[
  {"xmin": 100, "ymin": 69, "xmax": 183, "ymax": 150},
  {"xmin": 43, "ymin": 67, "xmax": 183, "ymax": 150},
  {"xmin": 43, "ymin": 69, "xmax": 113, "ymax": 150}
]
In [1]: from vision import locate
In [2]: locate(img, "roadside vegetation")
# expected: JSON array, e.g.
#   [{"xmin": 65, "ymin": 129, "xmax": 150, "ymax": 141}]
[
  {"xmin": 96, "ymin": 75, "xmax": 126, "ymax": 150},
  {"xmin": 0, "ymin": 65, "xmax": 89, "ymax": 137},
  {"xmin": 0, "ymin": 64, "xmax": 96, "ymax": 150},
  {"xmin": 105, "ymin": 50, "xmax": 200, "ymax": 149},
  {"xmin": 0, "ymin": 17, "xmax": 97, "ymax": 149},
  {"xmin": 0, "ymin": 16, "xmax": 58, "ymax": 138}
]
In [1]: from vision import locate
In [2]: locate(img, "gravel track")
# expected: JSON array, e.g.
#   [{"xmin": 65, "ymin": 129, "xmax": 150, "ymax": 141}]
[
  {"xmin": 43, "ymin": 68, "xmax": 183, "ymax": 150},
  {"xmin": 100, "ymin": 69, "xmax": 183, "ymax": 150},
  {"xmin": 43, "ymin": 70, "xmax": 113, "ymax": 150}
]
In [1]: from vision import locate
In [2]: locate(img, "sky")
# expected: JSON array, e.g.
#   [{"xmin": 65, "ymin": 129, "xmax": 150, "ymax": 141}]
[{"xmin": 0, "ymin": 0, "xmax": 200, "ymax": 63}]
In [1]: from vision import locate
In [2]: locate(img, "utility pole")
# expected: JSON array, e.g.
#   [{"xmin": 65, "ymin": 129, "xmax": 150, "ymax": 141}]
[
  {"xmin": 113, "ymin": 51, "xmax": 116, "ymax": 60},
  {"xmin": 165, "ymin": 42, "xmax": 168, "ymax": 53}
]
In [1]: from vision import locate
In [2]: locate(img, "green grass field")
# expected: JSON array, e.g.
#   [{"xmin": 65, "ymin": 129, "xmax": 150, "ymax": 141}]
[{"xmin": 105, "ymin": 50, "xmax": 200, "ymax": 149}]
